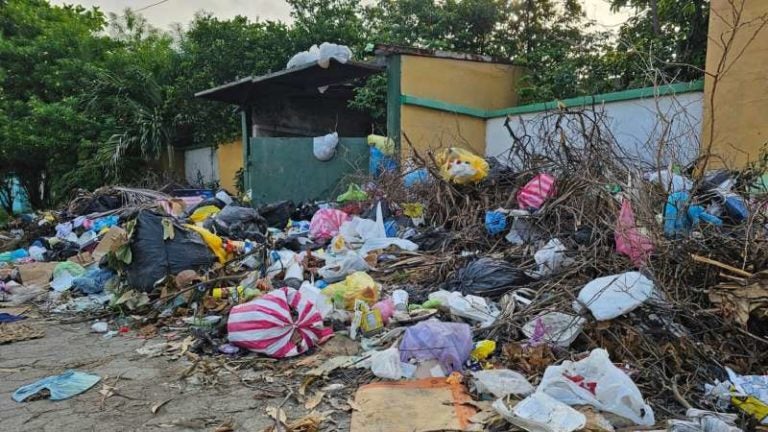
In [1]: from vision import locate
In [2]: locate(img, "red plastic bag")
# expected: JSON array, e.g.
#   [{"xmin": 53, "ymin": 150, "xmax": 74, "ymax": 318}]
[
  {"xmin": 309, "ymin": 209, "xmax": 350, "ymax": 240},
  {"xmin": 227, "ymin": 287, "xmax": 333, "ymax": 358},
  {"xmin": 517, "ymin": 174, "xmax": 557, "ymax": 211},
  {"xmin": 615, "ymin": 199, "xmax": 653, "ymax": 267}
]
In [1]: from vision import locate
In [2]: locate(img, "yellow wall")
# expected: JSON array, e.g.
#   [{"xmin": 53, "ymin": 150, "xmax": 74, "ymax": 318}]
[
  {"xmin": 702, "ymin": 0, "xmax": 768, "ymax": 168},
  {"xmin": 399, "ymin": 55, "xmax": 524, "ymax": 157},
  {"xmin": 217, "ymin": 139, "xmax": 243, "ymax": 193}
]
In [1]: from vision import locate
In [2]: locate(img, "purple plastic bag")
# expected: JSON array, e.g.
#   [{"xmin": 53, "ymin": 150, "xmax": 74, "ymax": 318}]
[{"xmin": 399, "ymin": 319, "xmax": 473, "ymax": 373}]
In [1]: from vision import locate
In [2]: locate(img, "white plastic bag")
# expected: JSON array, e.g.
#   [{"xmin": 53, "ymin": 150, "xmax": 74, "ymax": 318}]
[
  {"xmin": 299, "ymin": 281, "xmax": 334, "ymax": 319},
  {"xmin": 370, "ymin": 347, "xmax": 403, "ymax": 380},
  {"xmin": 527, "ymin": 238, "xmax": 572, "ymax": 279},
  {"xmin": 313, "ymin": 132, "xmax": 338, "ymax": 161},
  {"xmin": 493, "ymin": 392, "xmax": 586, "ymax": 432},
  {"xmin": 317, "ymin": 42, "xmax": 352, "ymax": 68},
  {"xmin": 318, "ymin": 251, "xmax": 370, "ymax": 282},
  {"xmin": 574, "ymin": 272, "xmax": 654, "ymax": 320},
  {"xmin": 523, "ymin": 312, "xmax": 585, "ymax": 348},
  {"xmin": 428, "ymin": 290, "xmax": 500, "ymax": 328},
  {"xmin": 645, "ymin": 170, "xmax": 693, "ymax": 193},
  {"xmin": 267, "ymin": 250, "xmax": 303, "ymax": 280},
  {"xmin": 472, "ymin": 369, "xmax": 535, "ymax": 398},
  {"xmin": 339, "ymin": 203, "xmax": 419, "ymax": 254},
  {"xmin": 537, "ymin": 348, "xmax": 655, "ymax": 426}
]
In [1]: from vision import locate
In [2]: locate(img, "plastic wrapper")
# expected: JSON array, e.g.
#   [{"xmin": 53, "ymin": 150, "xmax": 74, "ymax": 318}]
[
  {"xmin": 318, "ymin": 251, "xmax": 370, "ymax": 283},
  {"xmin": 399, "ymin": 319, "xmax": 473, "ymax": 373},
  {"xmin": 537, "ymin": 348, "xmax": 655, "ymax": 426},
  {"xmin": 615, "ymin": 199, "xmax": 654, "ymax": 267},
  {"xmin": 493, "ymin": 392, "xmax": 586, "ymax": 432},
  {"xmin": 428, "ymin": 290, "xmax": 500, "ymax": 328},
  {"xmin": 310, "ymin": 208, "xmax": 350, "ymax": 240},
  {"xmin": 517, "ymin": 173, "xmax": 557, "ymax": 211},
  {"xmin": 437, "ymin": 147, "xmax": 489, "ymax": 184},
  {"xmin": 370, "ymin": 347, "xmax": 404, "ymax": 380},
  {"xmin": 523, "ymin": 312, "xmax": 584, "ymax": 347}
]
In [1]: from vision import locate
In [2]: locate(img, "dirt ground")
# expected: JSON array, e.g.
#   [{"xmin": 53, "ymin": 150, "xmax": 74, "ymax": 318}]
[{"xmin": 0, "ymin": 316, "xmax": 358, "ymax": 432}]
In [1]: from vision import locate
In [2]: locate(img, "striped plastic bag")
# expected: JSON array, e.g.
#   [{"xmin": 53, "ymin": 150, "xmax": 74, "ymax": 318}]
[
  {"xmin": 227, "ymin": 287, "xmax": 333, "ymax": 358},
  {"xmin": 517, "ymin": 174, "xmax": 557, "ymax": 211}
]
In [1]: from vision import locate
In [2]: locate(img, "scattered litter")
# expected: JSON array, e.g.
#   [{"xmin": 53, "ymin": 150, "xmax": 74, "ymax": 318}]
[{"xmin": 13, "ymin": 370, "xmax": 101, "ymax": 402}]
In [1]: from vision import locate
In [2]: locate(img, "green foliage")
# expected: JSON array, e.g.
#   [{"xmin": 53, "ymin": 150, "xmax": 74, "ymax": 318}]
[{"xmin": 0, "ymin": 0, "xmax": 713, "ymax": 210}]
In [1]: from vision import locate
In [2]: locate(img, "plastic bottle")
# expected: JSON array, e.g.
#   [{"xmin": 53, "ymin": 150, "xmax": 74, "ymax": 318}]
[{"xmin": 212, "ymin": 286, "xmax": 259, "ymax": 303}]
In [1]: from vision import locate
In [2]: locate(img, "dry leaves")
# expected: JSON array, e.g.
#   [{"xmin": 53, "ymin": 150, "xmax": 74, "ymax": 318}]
[
  {"xmin": 304, "ymin": 391, "xmax": 325, "ymax": 410},
  {"xmin": 151, "ymin": 398, "xmax": 173, "ymax": 414}
]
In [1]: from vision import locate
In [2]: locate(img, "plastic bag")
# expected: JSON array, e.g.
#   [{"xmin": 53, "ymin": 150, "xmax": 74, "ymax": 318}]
[
  {"xmin": 615, "ymin": 199, "xmax": 654, "ymax": 267},
  {"xmin": 185, "ymin": 224, "xmax": 230, "ymax": 263},
  {"xmin": 322, "ymin": 271, "xmax": 380, "ymax": 310},
  {"xmin": 258, "ymin": 200, "xmax": 295, "ymax": 228},
  {"xmin": 472, "ymin": 369, "xmax": 535, "ymax": 398},
  {"xmin": 523, "ymin": 312, "xmax": 585, "ymax": 348},
  {"xmin": 645, "ymin": 170, "xmax": 693, "ymax": 193},
  {"xmin": 444, "ymin": 257, "xmax": 531, "ymax": 297},
  {"xmin": 266, "ymin": 250, "xmax": 303, "ymax": 280},
  {"xmin": 399, "ymin": 319, "xmax": 473, "ymax": 373},
  {"xmin": 369, "ymin": 146, "xmax": 398, "ymax": 177},
  {"xmin": 437, "ymin": 148, "xmax": 489, "ymax": 184},
  {"xmin": 227, "ymin": 287, "xmax": 333, "ymax": 358},
  {"xmin": 367, "ymin": 134, "xmax": 395, "ymax": 156},
  {"xmin": 517, "ymin": 173, "xmax": 557, "ymax": 211},
  {"xmin": 527, "ymin": 238, "xmax": 572, "ymax": 279},
  {"xmin": 493, "ymin": 392, "xmax": 587, "ymax": 432},
  {"xmin": 71, "ymin": 268, "xmax": 115, "ymax": 295},
  {"xmin": 574, "ymin": 271, "xmax": 655, "ymax": 321},
  {"xmin": 317, "ymin": 42, "xmax": 352, "ymax": 68},
  {"xmin": 189, "ymin": 205, "xmax": 221, "ymax": 223},
  {"xmin": 12, "ymin": 370, "xmax": 101, "ymax": 402},
  {"xmin": 370, "ymin": 347, "xmax": 404, "ymax": 380},
  {"xmin": 428, "ymin": 290, "xmax": 500, "ymax": 328},
  {"xmin": 537, "ymin": 348, "xmax": 655, "ymax": 426},
  {"xmin": 485, "ymin": 210, "xmax": 507, "ymax": 235},
  {"xmin": 337, "ymin": 184, "xmax": 368, "ymax": 203},
  {"xmin": 299, "ymin": 281, "xmax": 333, "ymax": 319},
  {"xmin": 208, "ymin": 205, "xmax": 267, "ymax": 240},
  {"xmin": 310, "ymin": 208, "xmax": 350, "ymax": 240},
  {"xmin": 127, "ymin": 211, "xmax": 217, "ymax": 292},
  {"xmin": 318, "ymin": 251, "xmax": 370, "ymax": 282},
  {"xmin": 313, "ymin": 132, "xmax": 338, "ymax": 161}
]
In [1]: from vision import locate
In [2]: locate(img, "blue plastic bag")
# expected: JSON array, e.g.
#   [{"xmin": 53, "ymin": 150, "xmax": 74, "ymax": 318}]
[
  {"xmin": 72, "ymin": 268, "xmax": 116, "ymax": 295},
  {"xmin": 399, "ymin": 319, "xmax": 473, "ymax": 373},
  {"xmin": 404, "ymin": 168, "xmax": 429, "ymax": 188},
  {"xmin": 485, "ymin": 211, "xmax": 507, "ymax": 235},
  {"xmin": 13, "ymin": 370, "xmax": 101, "ymax": 402},
  {"xmin": 369, "ymin": 147, "xmax": 397, "ymax": 178},
  {"xmin": 664, "ymin": 192, "xmax": 722, "ymax": 237}
]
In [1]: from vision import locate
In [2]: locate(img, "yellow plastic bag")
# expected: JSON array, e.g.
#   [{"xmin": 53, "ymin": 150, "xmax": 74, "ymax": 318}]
[
  {"xmin": 322, "ymin": 271, "xmax": 380, "ymax": 310},
  {"xmin": 436, "ymin": 148, "xmax": 489, "ymax": 184},
  {"xmin": 367, "ymin": 134, "xmax": 395, "ymax": 156},
  {"xmin": 185, "ymin": 224, "xmax": 230, "ymax": 264},
  {"xmin": 189, "ymin": 205, "xmax": 221, "ymax": 224},
  {"xmin": 732, "ymin": 393, "xmax": 768, "ymax": 423},
  {"xmin": 402, "ymin": 203, "xmax": 424, "ymax": 219},
  {"xmin": 471, "ymin": 340, "xmax": 496, "ymax": 361}
]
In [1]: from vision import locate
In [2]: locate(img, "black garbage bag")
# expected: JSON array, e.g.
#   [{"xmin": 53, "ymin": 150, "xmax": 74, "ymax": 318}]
[
  {"xmin": 184, "ymin": 197, "xmax": 227, "ymax": 218},
  {"xmin": 362, "ymin": 199, "xmax": 392, "ymax": 220},
  {"xmin": 207, "ymin": 205, "xmax": 267, "ymax": 241},
  {"xmin": 291, "ymin": 202, "xmax": 319, "ymax": 222},
  {"xmin": 411, "ymin": 228, "xmax": 453, "ymax": 251},
  {"xmin": 44, "ymin": 240, "xmax": 82, "ymax": 261},
  {"xmin": 259, "ymin": 200, "xmax": 295, "ymax": 228},
  {"xmin": 127, "ymin": 211, "xmax": 216, "ymax": 292},
  {"xmin": 444, "ymin": 258, "xmax": 532, "ymax": 297}
]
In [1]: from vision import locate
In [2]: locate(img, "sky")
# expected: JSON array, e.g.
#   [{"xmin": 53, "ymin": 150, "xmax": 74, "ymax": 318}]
[{"xmin": 50, "ymin": 0, "xmax": 633, "ymax": 31}]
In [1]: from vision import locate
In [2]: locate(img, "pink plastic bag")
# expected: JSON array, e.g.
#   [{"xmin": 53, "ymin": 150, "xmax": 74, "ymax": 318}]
[
  {"xmin": 615, "ymin": 200, "xmax": 654, "ymax": 267},
  {"xmin": 309, "ymin": 209, "xmax": 350, "ymax": 240},
  {"xmin": 227, "ymin": 287, "xmax": 333, "ymax": 358},
  {"xmin": 517, "ymin": 174, "xmax": 557, "ymax": 210}
]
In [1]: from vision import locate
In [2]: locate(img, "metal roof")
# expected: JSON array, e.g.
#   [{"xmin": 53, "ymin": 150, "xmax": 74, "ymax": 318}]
[
  {"xmin": 373, "ymin": 43, "xmax": 518, "ymax": 65},
  {"xmin": 195, "ymin": 59, "xmax": 384, "ymax": 105}
]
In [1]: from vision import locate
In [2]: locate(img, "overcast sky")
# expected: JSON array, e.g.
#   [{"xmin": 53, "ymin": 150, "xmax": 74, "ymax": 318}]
[{"xmin": 50, "ymin": 0, "xmax": 632, "ymax": 31}]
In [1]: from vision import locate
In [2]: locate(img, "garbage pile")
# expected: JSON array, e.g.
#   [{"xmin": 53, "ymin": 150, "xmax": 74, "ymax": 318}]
[{"xmin": 3, "ymin": 127, "xmax": 768, "ymax": 431}]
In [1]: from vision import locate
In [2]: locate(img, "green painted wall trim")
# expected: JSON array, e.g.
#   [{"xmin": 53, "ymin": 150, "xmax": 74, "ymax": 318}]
[
  {"xmin": 400, "ymin": 94, "xmax": 488, "ymax": 118},
  {"xmin": 386, "ymin": 55, "xmax": 402, "ymax": 155},
  {"xmin": 401, "ymin": 80, "xmax": 705, "ymax": 119}
]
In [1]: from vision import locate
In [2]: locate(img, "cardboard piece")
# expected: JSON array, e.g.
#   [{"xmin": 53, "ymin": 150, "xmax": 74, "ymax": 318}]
[
  {"xmin": 17, "ymin": 262, "xmax": 58, "ymax": 288},
  {"xmin": 350, "ymin": 378, "xmax": 477, "ymax": 432},
  {"xmin": 92, "ymin": 226, "xmax": 127, "ymax": 261}
]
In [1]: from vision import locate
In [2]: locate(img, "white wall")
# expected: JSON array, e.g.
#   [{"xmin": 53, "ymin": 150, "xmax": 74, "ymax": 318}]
[
  {"xmin": 485, "ymin": 92, "xmax": 703, "ymax": 170},
  {"xmin": 184, "ymin": 146, "xmax": 219, "ymax": 186}
]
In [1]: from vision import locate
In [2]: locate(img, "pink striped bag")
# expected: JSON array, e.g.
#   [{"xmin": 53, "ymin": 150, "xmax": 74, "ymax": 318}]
[
  {"xmin": 517, "ymin": 173, "xmax": 557, "ymax": 211},
  {"xmin": 227, "ymin": 287, "xmax": 333, "ymax": 358}
]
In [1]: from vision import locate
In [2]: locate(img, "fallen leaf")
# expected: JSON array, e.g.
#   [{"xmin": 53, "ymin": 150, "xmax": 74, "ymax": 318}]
[
  {"xmin": 214, "ymin": 420, "xmax": 235, "ymax": 432},
  {"xmin": 294, "ymin": 354, "xmax": 321, "ymax": 368},
  {"xmin": 139, "ymin": 324, "xmax": 158, "ymax": 338},
  {"xmin": 346, "ymin": 397, "xmax": 361, "ymax": 412},
  {"xmin": 305, "ymin": 391, "xmax": 325, "ymax": 410},
  {"xmin": 299, "ymin": 376, "xmax": 317, "ymax": 396},
  {"xmin": 151, "ymin": 398, "xmax": 173, "ymax": 414}
]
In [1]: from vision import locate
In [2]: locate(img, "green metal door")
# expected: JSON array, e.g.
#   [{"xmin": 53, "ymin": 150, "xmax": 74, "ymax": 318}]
[{"xmin": 247, "ymin": 137, "xmax": 369, "ymax": 205}]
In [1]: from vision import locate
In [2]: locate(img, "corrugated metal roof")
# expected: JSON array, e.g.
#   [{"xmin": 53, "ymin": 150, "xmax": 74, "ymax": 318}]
[
  {"xmin": 373, "ymin": 43, "xmax": 518, "ymax": 65},
  {"xmin": 195, "ymin": 59, "xmax": 384, "ymax": 105}
]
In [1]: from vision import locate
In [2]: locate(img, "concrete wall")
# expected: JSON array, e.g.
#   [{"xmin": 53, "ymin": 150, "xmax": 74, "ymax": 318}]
[
  {"xmin": 486, "ymin": 92, "xmax": 704, "ymax": 169},
  {"xmin": 184, "ymin": 146, "xmax": 219, "ymax": 187},
  {"xmin": 703, "ymin": 0, "xmax": 768, "ymax": 168},
  {"xmin": 217, "ymin": 139, "xmax": 243, "ymax": 194},
  {"xmin": 399, "ymin": 55, "xmax": 524, "ymax": 157}
]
